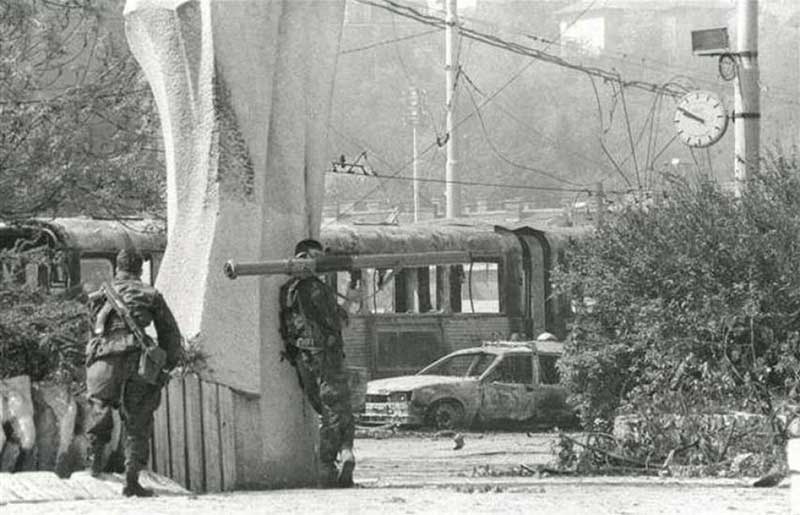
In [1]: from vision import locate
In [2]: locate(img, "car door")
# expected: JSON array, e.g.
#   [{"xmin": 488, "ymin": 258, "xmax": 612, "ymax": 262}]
[
  {"xmin": 532, "ymin": 352, "xmax": 570, "ymax": 424},
  {"xmin": 478, "ymin": 353, "xmax": 537, "ymax": 422}
]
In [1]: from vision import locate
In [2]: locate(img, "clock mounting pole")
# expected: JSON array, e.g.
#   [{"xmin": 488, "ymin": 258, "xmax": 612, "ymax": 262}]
[{"xmin": 733, "ymin": 0, "xmax": 759, "ymax": 197}]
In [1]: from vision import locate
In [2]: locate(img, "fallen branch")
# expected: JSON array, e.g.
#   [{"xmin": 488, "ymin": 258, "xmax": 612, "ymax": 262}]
[
  {"xmin": 561, "ymin": 433, "xmax": 649, "ymax": 468},
  {"xmin": 520, "ymin": 463, "xmax": 577, "ymax": 476}
]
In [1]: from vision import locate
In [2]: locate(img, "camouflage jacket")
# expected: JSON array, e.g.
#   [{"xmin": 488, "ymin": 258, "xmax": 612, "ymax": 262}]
[
  {"xmin": 280, "ymin": 276, "xmax": 347, "ymax": 357},
  {"xmin": 86, "ymin": 272, "xmax": 182, "ymax": 368}
]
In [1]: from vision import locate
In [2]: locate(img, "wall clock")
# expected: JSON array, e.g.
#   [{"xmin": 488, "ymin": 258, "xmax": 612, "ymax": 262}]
[{"xmin": 673, "ymin": 90, "xmax": 729, "ymax": 148}]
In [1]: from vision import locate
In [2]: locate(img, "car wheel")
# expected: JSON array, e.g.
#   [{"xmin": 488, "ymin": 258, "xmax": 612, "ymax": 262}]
[{"xmin": 428, "ymin": 400, "xmax": 465, "ymax": 430}]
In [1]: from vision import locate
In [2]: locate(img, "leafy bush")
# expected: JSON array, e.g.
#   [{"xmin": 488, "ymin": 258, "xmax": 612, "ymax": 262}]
[
  {"xmin": 553, "ymin": 152, "xmax": 800, "ymax": 473},
  {"xmin": 0, "ymin": 249, "xmax": 90, "ymax": 390}
]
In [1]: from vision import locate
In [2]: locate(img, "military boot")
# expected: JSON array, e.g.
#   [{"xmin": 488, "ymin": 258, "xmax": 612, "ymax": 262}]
[
  {"xmin": 87, "ymin": 441, "xmax": 106, "ymax": 478},
  {"xmin": 337, "ymin": 447, "xmax": 356, "ymax": 488},
  {"xmin": 122, "ymin": 466, "xmax": 154, "ymax": 497}
]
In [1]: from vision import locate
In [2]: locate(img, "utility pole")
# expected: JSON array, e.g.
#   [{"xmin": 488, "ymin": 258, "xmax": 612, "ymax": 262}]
[
  {"xmin": 595, "ymin": 181, "xmax": 605, "ymax": 228},
  {"xmin": 412, "ymin": 125, "xmax": 419, "ymax": 222},
  {"xmin": 445, "ymin": 0, "xmax": 460, "ymax": 218},
  {"xmin": 734, "ymin": 0, "xmax": 759, "ymax": 196},
  {"xmin": 408, "ymin": 86, "xmax": 421, "ymax": 222}
]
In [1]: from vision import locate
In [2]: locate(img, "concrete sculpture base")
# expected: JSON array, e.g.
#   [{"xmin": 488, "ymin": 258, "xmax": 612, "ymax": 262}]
[{"xmin": 124, "ymin": 0, "xmax": 344, "ymax": 489}]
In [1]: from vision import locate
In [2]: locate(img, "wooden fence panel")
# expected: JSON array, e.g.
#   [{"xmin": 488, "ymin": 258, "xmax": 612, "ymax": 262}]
[
  {"xmin": 167, "ymin": 379, "xmax": 187, "ymax": 488},
  {"xmin": 184, "ymin": 375, "xmax": 205, "ymax": 492},
  {"xmin": 202, "ymin": 382, "xmax": 223, "ymax": 492},
  {"xmin": 218, "ymin": 385, "xmax": 237, "ymax": 490},
  {"xmin": 151, "ymin": 378, "xmax": 240, "ymax": 492},
  {"xmin": 152, "ymin": 389, "xmax": 170, "ymax": 476}
]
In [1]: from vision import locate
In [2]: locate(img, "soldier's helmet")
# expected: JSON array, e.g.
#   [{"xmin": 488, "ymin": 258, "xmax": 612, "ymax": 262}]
[
  {"xmin": 294, "ymin": 239, "xmax": 324, "ymax": 257},
  {"xmin": 116, "ymin": 248, "xmax": 144, "ymax": 275}
]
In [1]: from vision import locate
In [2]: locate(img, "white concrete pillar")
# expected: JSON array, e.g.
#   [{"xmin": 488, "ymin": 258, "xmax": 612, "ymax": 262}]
[{"xmin": 124, "ymin": 0, "xmax": 344, "ymax": 488}]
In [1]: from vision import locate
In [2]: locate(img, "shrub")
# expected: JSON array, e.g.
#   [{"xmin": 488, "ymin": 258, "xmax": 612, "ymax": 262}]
[
  {"xmin": 0, "ymin": 249, "xmax": 90, "ymax": 390},
  {"xmin": 553, "ymin": 152, "xmax": 800, "ymax": 473}
]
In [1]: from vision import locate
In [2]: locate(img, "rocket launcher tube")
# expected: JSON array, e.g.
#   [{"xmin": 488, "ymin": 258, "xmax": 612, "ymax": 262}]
[{"xmin": 224, "ymin": 251, "xmax": 472, "ymax": 279}]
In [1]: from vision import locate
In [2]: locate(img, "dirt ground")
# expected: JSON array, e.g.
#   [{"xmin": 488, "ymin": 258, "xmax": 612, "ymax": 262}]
[{"xmin": 5, "ymin": 431, "xmax": 790, "ymax": 514}]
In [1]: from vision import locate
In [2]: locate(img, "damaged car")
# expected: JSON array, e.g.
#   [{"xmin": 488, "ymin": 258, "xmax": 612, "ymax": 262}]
[{"xmin": 360, "ymin": 333, "xmax": 576, "ymax": 429}]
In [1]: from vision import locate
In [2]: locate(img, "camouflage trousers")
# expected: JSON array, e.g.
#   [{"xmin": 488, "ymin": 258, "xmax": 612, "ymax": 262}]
[
  {"xmin": 297, "ymin": 348, "xmax": 354, "ymax": 465},
  {"xmin": 86, "ymin": 352, "xmax": 162, "ymax": 472}
]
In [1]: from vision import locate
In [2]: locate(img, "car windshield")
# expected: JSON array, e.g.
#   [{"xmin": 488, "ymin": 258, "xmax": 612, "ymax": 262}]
[{"xmin": 418, "ymin": 352, "xmax": 496, "ymax": 377}]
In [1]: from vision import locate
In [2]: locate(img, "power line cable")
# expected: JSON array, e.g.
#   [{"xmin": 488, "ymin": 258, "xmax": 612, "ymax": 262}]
[
  {"xmin": 327, "ymin": 168, "xmax": 591, "ymax": 193},
  {"xmin": 461, "ymin": 71, "xmax": 589, "ymax": 187},
  {"xmin": 333, "ymin": 0, "xmax": 601, "ymax": 221},
  {"xmin": 441, "ymin": 1, "xmax": 800, "ymax": 107},
  {"xmin": 355, "ymin": 0, "xmax": 705, "ymax": 99},
  {"xmin": 339, "ymin": 28, "xmax": 440, "ymax": 55}
]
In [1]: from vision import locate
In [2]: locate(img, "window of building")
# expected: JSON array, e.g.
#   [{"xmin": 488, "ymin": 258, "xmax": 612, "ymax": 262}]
[
  {"xmin": 486, "ymin": 354, "xmax": 532, "ymax": 384},
  {"xmin": 539, "ymin": 355, "xmax": 561, "ymax": 385}
]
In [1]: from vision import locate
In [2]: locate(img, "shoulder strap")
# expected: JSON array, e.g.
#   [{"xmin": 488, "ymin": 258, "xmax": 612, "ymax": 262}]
[{"xmin": 101, "ymin": 282, "xmax": 153, "ymax": 349}]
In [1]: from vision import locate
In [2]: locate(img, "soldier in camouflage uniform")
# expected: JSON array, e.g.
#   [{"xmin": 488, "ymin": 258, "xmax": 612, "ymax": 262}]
[
  {"xmin": 85, "ymin": 249, "xmax": 181, "ymax": 497},
  {"xmin": 280, "ymin": 239, "xmax": 356, "ymax": 488}
]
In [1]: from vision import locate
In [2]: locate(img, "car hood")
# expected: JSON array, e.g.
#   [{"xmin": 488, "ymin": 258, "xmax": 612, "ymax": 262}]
[{"xmin": 367, "ymin": 375, "xmax": 472, "ymax": 394}]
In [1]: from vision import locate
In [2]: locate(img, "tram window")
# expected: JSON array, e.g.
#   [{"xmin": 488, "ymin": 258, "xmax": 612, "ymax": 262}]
[
  {"xmin": 50, "ymin": 263, "xmax": 68, "ymax": 288},
  {"xmin": 80, "ymin": 258, "xmax": 113, "ymax": 293},
  {"xmin": 461, "ymin": 262, "xmax": 500, "ymax": 313},
  {"xmin": 359, "ymin": 268, "xmax": 394, "ymax": 313},
  {"xmin": 141, "ymin": 258, "xmax": 152, "ymax": 285},
  {"xmin": 25, "ymin": 264, "xmax": 46, "ymax": 289},
  {"xmin": 426, "ymin": 266, "xmax": 438, "ymax": 311},
  {"xmin": 337, "ymin": 270, "xmax": 363, "ymax": 314}
]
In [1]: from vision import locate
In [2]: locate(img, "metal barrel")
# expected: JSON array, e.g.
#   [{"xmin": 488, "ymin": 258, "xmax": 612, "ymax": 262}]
[{"xmin": 224, "ymin": 250, "xmax": 472, "ymax": 279}]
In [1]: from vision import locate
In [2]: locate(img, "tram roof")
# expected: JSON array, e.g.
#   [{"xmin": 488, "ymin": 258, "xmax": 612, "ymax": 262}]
[
  {"xmin": 321, "ymin": 219, "xmax": 525, "ymax": 257},
  {"xmin": 0, "ymin": 217, "xmax": 166, "ymax": 254}
]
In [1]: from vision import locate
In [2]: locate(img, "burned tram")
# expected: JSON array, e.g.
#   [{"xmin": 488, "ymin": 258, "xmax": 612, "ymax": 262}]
[{"xmin": 318, "ymin": 220, "xmax": 575, "ymax": 379}]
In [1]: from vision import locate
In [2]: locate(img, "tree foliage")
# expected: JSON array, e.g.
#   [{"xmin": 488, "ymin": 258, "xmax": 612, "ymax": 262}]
[
  {"xmin": 0, "ymin": 0, "xmax": 164, "ymax": 221},
  {"xmin": 553, "ymin": 153, "xmax": 800, "ymax": 472},
  {"xmin": 0, "ymin": 247, "xmax": 89, "ymax": 389}
]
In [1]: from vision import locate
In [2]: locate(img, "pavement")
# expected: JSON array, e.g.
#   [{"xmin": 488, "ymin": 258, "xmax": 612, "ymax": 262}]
[{"xmin": 1, "ymin": 431, "xmax": 791, "ymax": 514}]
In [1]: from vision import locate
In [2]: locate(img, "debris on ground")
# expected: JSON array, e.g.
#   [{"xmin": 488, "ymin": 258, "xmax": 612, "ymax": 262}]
[{"xmin": 553, "ymin": 412, "xmax": 788, "ymax": 480}]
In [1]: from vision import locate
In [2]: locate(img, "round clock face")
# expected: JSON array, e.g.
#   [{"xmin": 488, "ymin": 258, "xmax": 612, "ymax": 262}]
[{"xmin": 673, "ymin": 90, "xmax": 729, "ymax": 148}]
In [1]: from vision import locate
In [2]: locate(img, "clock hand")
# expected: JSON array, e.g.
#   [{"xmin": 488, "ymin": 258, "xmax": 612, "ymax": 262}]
[{"xmin": 678, "ymin": 107, "xmax": 706, "ymax": 124}]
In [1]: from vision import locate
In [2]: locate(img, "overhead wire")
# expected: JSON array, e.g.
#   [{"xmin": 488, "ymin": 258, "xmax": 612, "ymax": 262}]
[
  {"xmin": 334, "ymin": 0, "xmax": 597, "ymax": 217},
  {"xmin": 461, "ymin": 70, "xmax": 590, "ymax": 187},
  {"xmin": 444, "ymin": 1, "xmax": 800, "ymax": 108},
  {"xmin": 327, "ymin": 167, "xmax": 592, "ymax": 193},
  {"xmin": 331, "ymin": 0, "xmax": 602, "ymax": 222},
  {"xmin": 339, "ymin": 28, "xmax": 441, "ymax": 55},
  {"xmin": 356, "ymin": 0, "xmax": 686, "ymax": 98}
]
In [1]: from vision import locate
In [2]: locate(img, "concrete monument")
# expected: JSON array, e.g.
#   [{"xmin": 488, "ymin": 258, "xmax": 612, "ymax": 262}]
[{"xmin": 124, "ymin": 0, "xmax": 345, "ymax": 488}]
